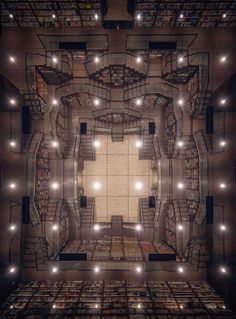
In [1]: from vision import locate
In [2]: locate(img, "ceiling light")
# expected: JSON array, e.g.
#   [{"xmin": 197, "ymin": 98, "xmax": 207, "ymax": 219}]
[
  {"xmin": 95, "ymin": 304, "xmax": 99, "ymax": 308},
  {"xmin": 223, "ymin": 305, "xmax": 226, "ymax": 309},
  {"xmin": 178, "ymin": 56, "xmax": 184, "ymax": 63},
  {"xmin": 135, "ymin": 266, "xmax": 142, "ymax": 273},
  {"xmin": 93, "ymin": 98, "xmax": 100, "ymax": 106},
  {"xmin": 9, "ymin": 98, "xmax": 16, "ymax": 106},
  {"xmin": 180, "ymin": 305, "xmax": 184, "ymax": 309},
  {"xmin": 222, "ymin": 13, "xmax": 227, "ymax": 19},
  {"xmin": 220, "ymin": 56, "xmax": 227, "ymax": 63},
  {"xmin": 9, "ymin": 56, "xmax": 16, "ymax": 63},
  {"xmin": 52, "ymin": 14, "xmax": 56, "ymax": 19},
  {"xmin": 136, "ymin": 13, "xmax": 141, "ymax": 21},
  {"xmin": 177, "ymin": 182, "xmax": 184, "ymax": 189},
  {"xmin": 136, "ymin": 56, "xmax": 142, "ymax": 64},
  {"xmin": 94, "ymin": 266, "xmax": 100, "ymax": 273},
  {"xmin": 220, "ymin": 266, "xmax": 227, "ymax": 274},
  {"xmin": 179, "ymin": 13, "xmax": 184, "ymax": 19},
  {"xmin": 94, "ymin": 140, "xmax": 100, "ymax": 148},
  {"xmin": 219, "ymin": 140, "xmax": 226, "ymax": 147},
  {"xmin": 135, "ymin": 182, "xmax": 143, "ymax": 190},
  {"xmin": 52, "ymin": 141, "xmax": 58, "ymax": 148},
  {"xmin": 136, "ymin": 224, "xmax": 142, "ymax": 232},
  {"xmin": 10, "ymin": 140, "xmax": 16, "ymax": 147},
  {"xmin": 52, "ymin": 267, "xmax": 58, "ymax": 273},
  {"xmin": 9, "ymin": 13, "xmax": 14, "ymax": 19},
  {"xmin": 135, "ymin": 140, "xmax": 142, "ymax": 148},
  {"xmin": 94, "ymin": 56, "xmax": 100, "ymax": 63},
  {"xmin": 220, "ymin": 224, "xmax": 227, "ymax": 232},
  {"xmin": 94, "ymin": 224, "xmax": 100, "ymax": 232},
  {"xmin": 9, "ymin": 183, "xmax": 16, "ymax": 189},
  {"xmin": 135, "ymin": 98, "xmax": 142, "ymax": 106},
  {"xmin": 9, "ymin": 266, "xmax": 16, "ymax": 274},
  {"xmin": 177, "ymin": 224, "xmax": 184, "ymax": 231},
  {"xmin": 52, "ymin": 304, "xmax": 56, "ymax": 309},
  {"xmin": 220, "ymin": 98, "xmax": 226, "ymax": 105},
  {"xmin": 52, "ymin": 99, "xmax": 58, "ymax": 106},
  {"xmin": 137, "ymin": 303, "xmax": 142, "ymax": 309},
  {"xmin": 51, "ymin": 182, "xmax": 59, "ymax": 190},
  {"xmin": 94, "ymin": 14, "xmax": 99, "ymax": 20},
  {"xmin": 9, "ymin": 224, "xmax": 17, "ymax": 232},
  {"xmin": 93, "ymin": 182, "xmax": 101, "ymax": 190},
  {"xmin": 219, "ymin": 183, "xmax": 226, "ymax": 189},
  {"xmin": 178, "ymin": 266, "xmax": 184, "ymax": 273},
  {"xmin": 177, "ymin": 141, "xmax": 184, "ymax": 147},
  {"xmin": 52, "ymin": 224, "xmax": 59, "ymax": 231},
  {"xmin": 52, "ymin": 56, "xmax": 58, "ymax": 63},
  {"xmin": 178, "ymin": 99, "xmax": 183, "ymax": 106},
  {"xmin": 10, "ymin": 305, "xmax": 14, "ymax": 309}
]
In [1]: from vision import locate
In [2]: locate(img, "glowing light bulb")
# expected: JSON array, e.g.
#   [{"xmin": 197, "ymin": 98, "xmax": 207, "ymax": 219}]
[
  {"xmin": 52, "ymin": 267, "xmax": 58, "ymax": 273},
  {"xmin": 94, "ymin": 140, "xmax": 100, "ymax": 148},
  {"xmin": 136, "ymin": 266, "xmax": 142, "ymax": 273},
  {"xmin": 94, "ymin": 224, "xmax": 100, "ymax": 232},
  {"xmin": 135, "ymin": 140, "xmax": 142, "ymax": 148},
  {"xmin": 136, "ymin": 224, "xmax": 142, "ymax": 232},
  {"xmin": 52, "ymin": 224, "xmax": 59, "ymax": 231},
  {"xmin": 136, "ymin": 56, "xmax": 142, "ymax": 64},
  {"xmin": 94, "ymin": 56, "xmax": 100, "ymax": 63},
  {"xmin": 51, "ymin": 182, "xmax": 59, "ymax": 190},
  {"xmin": 135, "ymin": 182, "xmax": 143, "ymax": 190},
  {"xmin": 177, "ymin": 182, "xmax": 184, "ymax": 189},
  {"xmin": 177, "ymin": 224, "xmax": 184, "ymax": 231},
  {"xmin": 94, "ymin": 266, "xmax": 100, "ymax": 273}
]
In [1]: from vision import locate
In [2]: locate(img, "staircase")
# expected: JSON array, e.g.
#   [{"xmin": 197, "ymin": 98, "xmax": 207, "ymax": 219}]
[
  {"xmin": 111, "ymin": 124, "xmax": 124, "ymax": 142},
  {"xmin": 189, "ymin": 90, "xmax": 212, "ymax": 119},
  {"xmin": 173, "ymin": 199, "xmax": 189, "ymax": 223},
  {"xmin": 139, "ymin": 134, "xmax": 154, "ymax": 160},
  {"xmin": 23, "ymin": 92, "xmax": 46, "ymax": 119},
  {"xmin": 79, "ymin": 133, "xmax": 95, "ymax": 161},
  {"xmin": 139, "ymin": 198, "xmax": 155, "ymax": 240},
  {"xmin": 23, "ymin": 236, "xmax": 49, "ymax": 269},
  {"xmin": 80, "ymin": 198, "xmax": 95, "ymax": 239},
  {"xmin": 184, "ymin": 237, "xmax": 210, "ymax": 270}
]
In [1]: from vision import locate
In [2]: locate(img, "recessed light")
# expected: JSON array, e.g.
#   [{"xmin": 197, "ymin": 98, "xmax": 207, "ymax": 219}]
[
  {"xmin": 178, "ymin": 56, "xmax": 184, "ymax": 63},
  {"xmin": 180, "ymin": 305, "xmax": 184, "ymax": 309},
  {"xmin": 177, "ymin": 141, "xmax": 184, "ymax": 147},
  {"xmin": 9, "ymin": 183, "xmax": 16, "ymax": 189},
  {"xmin": 52, "ymin": 56, "xmax": 58, "ymax": 63},
  {"xmin": 220, "ymin": 98, "xmax": 226, "ymax": 105},
  {"xmin": 52, "ymin": 14, "xmax": 56, "ymax": 19},
  {"xmin": 135, "ymin": 140, "xmax": 142, "ymax": 148},
  {"xmin": 9, "ymin": 266, "xmax": 16, "ymax": 274},
  {"xmin": 178, "ymin": 99, "xmax": 184, "ymax": 106},
  {"xmin": 135, "ymin": 224, "xmax": 142, "ymax": 232},
  {"xmin": 94, "ymin": 140, "xmax": 100, "ymax": 148},
  {"xmin": 135, "ymin": 98, "xmax": 142, "ymax": 106},
  {"xmin": 52, "ymin": 224, "xmax": 59, "ymax": 231},
  {"xmin": 136, "ymin": 266, "xmax": 142, "ymax": 273},
  {"xmin": 94, "ymin": 266, "xmax": 100, "ymax": 273},
  {"xmin": 10, "ymin": 140, "xmax": 16, "ymax": 147},
  {"xmin": 179, "ymin": 13, "xmax": 184, "ymax": 19},
  {"xmin": 178, "ymin": 266, "xmax": 184, "ymax": 273},
  {"xmin": 9, "ymin": 224, "xmax": 17, "ymax": 232},
  {"xmin": 94, "ymin": 224, "xmax": 100, "ymax": 232},
  {"xmin": 52, "ymin": 267, "xmax": 58, "ymax": 273},
  {"xmin": 220, "ymin": 224, "xmax": 227, "ymax": 232},
  {"xmin": 93, "ymin": 182, "xmax": 101, "ymax": 190},
  {"xmin": 94, "ymin": 14, "xmax": 99, "ymax": 20},
  {"xmin": 135, "ymin": 182, "xmax": 143, "ymax": 190},
  {"xmin": 93, "ymin": 98, "xmax": 100, "ymax": 106},
  {"xmin": 222, "ymin": 13, "xmax": 227, "ymax": 19},
  {"xmin": 52, "ymin": 99, "xmax": 58, "ymax": 106},
  {"xmin": 52, "ymin": 141, "xmax": 58, "ymax": 148},
  {"xmin": 136, "ymin": 13, "xmax": 141, "ymax": 21},
  {"xmin": 137, "ymin": 303, "xmax": 142, "ymax": 309},
  {"xmin": 95, "ymin": 303, "xmax": 99, "ymax": 308},
  {"xmin": 9, "ymin": 98, "xmax": 16, "ymax": 106},
  {"xmin": 220, "ymin": 56, "xmax": 227, "ymax": 63},
  {"xmin": 9, "ymin": 56, "xmax": 16, "ymax": 63},
  {"xmin": 136, "ymin": 56, "xmax": 142, "ymax": 64},
  {"xmin": 177, "ymin": 182, "xmax": 184, "ymax": 189},
  {"xmin": 220, "ymin": 266, "xmax": 227, "ymax": 274},
  {"xmin": 94, "ymin": 56, "xmax": 100, "ymax": 63},
  {"xmin": 219, "ymin": 140, "xmax": 226, "ymax": 147},
  {"xmin": 52, "ymin": 304, "xmax": 56, "ymax": 309},
  {"xmin": 223, "ymin": 305, "xmax": 226, "ymax": 309},
  {"xmin": 177, "ymin": 224, "xmax": 184, "ymax": 231},
  {"xmin": 9, "ymin": 13, "xmax": 14, "ymax": 19},
  {"xmin": 51, "ymin": 182, "xmax": 59, "ymax": 190},
  {"xmin": 219, "ymin": 183, "xmax": 226, "ymax": 189},
  {"xmin": 10, "ymin": 305, "xmax": 14, "ymax": 309}
]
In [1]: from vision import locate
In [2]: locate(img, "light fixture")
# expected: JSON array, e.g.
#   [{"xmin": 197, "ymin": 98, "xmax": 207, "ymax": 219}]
[
  {"xmin": 52, "ymin": 14, "xmax": 56, "ymax": 19},
  {"xmin": 220, "ymin": 224, "xmax": 227, "ymax": 232},
  {"xmin": 179, "ymin": 13, "xmax": 184, "ymax": 19},
  {"xmin": 220, "ymin": 56, "xmax": 227, "ymax": 63},
  {"xmin": 52, "ymin": 56, "xmax": 58, "ymax": 64},
  {"xmin": 94, "ymin": 266, "xmax": 100, "ymax": 273},
  {"xmin": 9, "ymin": 266, "xmax": 16, "ymax": 274},
  {"xmin": 178, "ymin": 266, "xmax": 184, "ymax": 273},
  {"xmin": 9, "ymin": 98, "xmax": 16, "ymax": 106},
  {"xmin": 180, "ymin": 305, "xmax": 184, "ymax": 309},
  {"xmin": 177, "ymin": 141, "xmax": 184, "ymax": 147},
  {"xmin": 135, "ymin": 224, "xmax": 142, "ymax": 232},
  {"xmin": 135, "ymin": 98, "xmax": 142, "ymax": 106},
  {"xmin": 52, "ymin": 99, "xmax": 58, "ymax": 106},
  {"xmin": 9, "ymin": 224, "xmax": 17, "ymax": 232},
  {"xmin": 93, "ymin": 98, "xmax": 100, "ymax": 106},
  {"xmin": 136, "ymin": 13, "xmax": 141, "ymax": 21},
  {"xmin": 94, "ymin": 14, "xmax": 99, "ymax": 20},
  {"xmin": 135, "ymin": 266, "xmax": 142, "ymax": 273},
  {"xmin": 94, "ymin": 56, "xmax": 100, "ymax": 64},
  {"xmin": 136, "ymin": 56, "xmax": 142, "ymax": 64},
  {"xmin": 178, "ymin": 99, "xmax": 184, "ymax": 106},
  {"xmin": 219, "ymin": 140, "xmax": 226, "ymax": 147},
  {"xmin": 135, "ymin": 182, "xmax": 143, "ymax": 190},
  {"xmin": 93, "ymin": 182, "xmax": 101, "ymax": 190},
  {"xmin": 135, "ymin": 140, "xmax": 142, "ymax": 148},
  {"xmin": 219, "ymin": 183, "xmax": 226, "ymax": 189},
  {"xmin": 94, "ymin": 140, "xmax": 100, "ymax": 148},
  {"xmin": 222, "ymin": 13, "xmax": 227, "ymax": 19},
  {"xmin": 9, "ymin": 56, "xmax": 16, "ymax": 63},
  {"xmin": 178, "ymin": 56, "xmax": 184, "ymax": 63},
  {"xmin": 51, "ymin": 182, "xmax": 59, "ymax": 190},
  {"xmin": 94, "ymin": 224, "xmax": 100, "ymax": 232},
  {"xmin": 52, "ymin": 224, "xmax": 59, "ymax": 231},
  {"xmin": 220, "ymin": 98, "xmax": 226, "ymax": 105},
  {"xmin": 9, "ymin": 183, "xmax": 16, "ymax": 189},
  {"xmin": 137, "ymin": 303, "xmax": 142, "ymax": 309},
  {"xmin": 177, "ymin": 224, "xmax": 184, "ymax": 231},
  {"xmin": 95, "ymin": 304, "xmax": 99, "ymax": 308},
  {"xmin": 52, "ymin": 304, "xmax": 56, "ymax": 309},
  {"xmin": 52, "ymin": 266, "xmax": 58, "ymax": 273},
  {"xmin": 177, "ymin": 182, "xmax": 184, "ymax": 189},
  {"xmin": 52, "ymin": 141, "xmax": 58, "ymax": 148},
  {"xmin": 220, "ymin": 266, "xmax": 227, "ymax": 274},
  {"xmin": 9, "ymin": 13, "xmax": 14, "ymax": 19},
  {"xmin": 10, "ymin": 305, "xmax": 14, "ymax": 309},
  {"xmin": 10, "ymin": 140, "xmax": 16, "ymax": 147},
  {"xmin": 223, "ymin": 305, "xmax": 226, "ymax": 309}
]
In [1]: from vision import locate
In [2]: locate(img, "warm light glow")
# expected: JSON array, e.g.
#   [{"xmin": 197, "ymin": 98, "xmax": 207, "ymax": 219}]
[
  {"xmin": 220, "ymin": 266, "xmax": 227, "ymax": 274},
  {"xmin": 136, "ymin": 56, "xmax": 142, "ymax": 64},
  {"xmin": 94, "ymin": 140, "xmax": 100, "ymax": 148},
  {"xmin": 94, "ymin": 14, "xmax": 99, "ymax": 20},
  {"xmin": 136, "ymin": 224, "xmax": 142, "ymax": 232},
  {"xmin": 52, "ymin": 14, "xmax": 56, "ymax": 19},
  {"xmin": 52, "ymin": 99, "xmax": 58, "ymax": 106},
  {"xmin": 93, "ymin": 182, "xmax": 101, "ymax": 190},
  {"xmin": 9, "ymin": 98, "xmax": 16, "ymax": 106},
  {"xmin": 178, "ymin": 266, "xmax": 184, "ymax": 273},
  {"xmin": 94, "ymin": 98, "xmax": 100, "ymax": 106},
  {"xmin": 95, "ymin": 304, "xmax": 99, "ymax": 308},
  {"xmin": 52, "ymin": 304, "xmax": 56, "ymax": 309},
  {"xmin": 219, "ymin": 183, "xmax": 226, "ymax": 189},
  {"xmin": 178, "ymin": 56, "xmax": 184, "ymax": 63},
  {"xmin": 220, "ymin": 98, "xmax": 226, "ymax": 105},
  {"xmin": 137, "ymin": 303, "xmax": 142, "ymax": 309},
  {"xmin": 180, "ymin": 305, "xmax": 184, "ymax": 309},
  {"xmin": 179, "ymin": 13, "xmax": 184, "ymax": 19},
  {"xmin": 177, "ymin": 182, "xmax": 184, "ymax": 189},
  {"xmin": 94, "ymin": 56, "xmax": 100, "ymax": 64},
  {"xmin": 220, "ymin": 224, "xmax": 227, "ymax": 232},
  {"xmin": 52, "ymin": 224, "xmax": 59, "ymax": 231},
  {"xmin": 52, "ymin": 56, "xmax": 58, "ymax": 63},
  {"xmin": 9, "ymin": 13, "xmax": 14, "ymax": 19},
  {"xmin": 94, "ymin": 266, "xmax": 100, "ymax": 273},
  {"xmin": 178, "ymin": 99, "xmax": 183, "ymax": 106},
  {"xmin": 9, "ymin": 224, "xmax": 17, "ymax": 232},
  {"xmin": 135, "ymin": 140, "xmax": 142, "ymax": 148},
  {"xmin": 136, "ymin": 266, "xmax": 142, "ymax": 273},
  {"xmin": 51, "ymin": 182, "xmax": 59, "ymax": 190},
  {"xmin": 52, "ymin": 141, "xmax": 58, "ymax": 148},
  {"xmin": 135, "ymin": 182, "xmax": 143, "ymax": 190},
  {"xmin": 223, "ymin": 305, "xmax": 226, "ymax": 309},
  {"xmin": 220, "ymin": 56, "xmax": 227, "ymax": 63},
  {"xmin": 222, "ymin": 13, "xmax": 227, "ymax": 19},
  {"xmin": 10, "ymin": 140, "xmax": 16, "ymax": 147},
  {"xmin": 9, "ymin": 56, "xmax": 16, "ymax": 63},
  {"xmin": 136, "ymin": 13, "xmax": 141, "ymax": 21},
  {"xmin": 9, "ymin": 267, "xmax": 16, "ymax": 274},
  {"xmin": 177, "ymin": 224, "xmax": 184, "ymax": 231},
  {"xmin": 177, "ymin": 141, "xmax": 184, "ymax": 147},
  {"xmin": 10, "ymin": 305, "xmax": 14, "ymax": 309},
  {"xmin": 94, "ymin": 224, "xmax": 100, "ymax": 232},
  {"xmin": 219, "ymin": 140, "xmax": 226, "ymax": 147},
  {"xmin": 52, "ymin": 267, "xmax": 58, "ymax": 273},
  {"xmin": 9, "ymin": 183, "xmax": 16, "ymax": 189}
]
